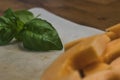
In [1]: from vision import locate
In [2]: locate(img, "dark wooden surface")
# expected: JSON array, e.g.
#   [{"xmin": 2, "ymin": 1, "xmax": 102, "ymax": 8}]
[{"xmin": 0, "ymin": 0, "xmax": 120, "ymax": 30}]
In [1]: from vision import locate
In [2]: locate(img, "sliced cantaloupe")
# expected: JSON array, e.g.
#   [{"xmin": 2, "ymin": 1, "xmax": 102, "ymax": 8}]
[
  {"xmin": 105, "ymin": 32, "xmax": 118, "ymax": 40},
  {"xmin": 64, "ymin": 38, "xmax": 85, "ymax": 51},
  {"xmin": 102, "ymin": 38, "xmax": 120, "ymax": 63},
  {"xmin": 64, "ymin": 35, "xmax": 100, "ymax": 51},
  {"xmin": 83, "ymin": 70, "xmax": 118, "ymax": 80},
  {"xmin": 65, "ymin": 32, "xmax": 113, "ymax": 51},
  {"xmin": 110, "ymin": 57, "xmax": 120, "ymax": 69},
  {"xmin": 105, "ymin": 23, "xmax": 120, "ymax": 40},
  {"xmin": 41, "ymin": 34, "xmax": 110, "ymax": 80},
  {"xmin": 106, "ymin": 23, "xmax": 120, "ymax": 38},
  {"xmin": 66, "ymin": 34, "xmax": 110, "ymax": 69},
  {"xmin": 62, "ymin": 71, "xmax": 81, "ymax": 80},
  {"xmin": 41, "ymin": 52, "xmax": 82, "ymax": 80},
  {"xmin": 83, "ymin": 62, "xmax": 111, "ymax": 76},
  {"xmin": 112, "ymin": 69, "xmax": 120, "ymax": 80}
]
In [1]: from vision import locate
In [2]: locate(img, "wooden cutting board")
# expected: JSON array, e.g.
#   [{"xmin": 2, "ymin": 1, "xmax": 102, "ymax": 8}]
[{"xmin": 86, "ymin": 0, "xmax": 117, "ymax": 4}]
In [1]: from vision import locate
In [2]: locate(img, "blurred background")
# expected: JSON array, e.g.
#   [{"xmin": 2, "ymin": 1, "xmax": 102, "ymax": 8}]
[{"xmin": 0, "ymin": 0, "xmax": 120, "ymax": 30}]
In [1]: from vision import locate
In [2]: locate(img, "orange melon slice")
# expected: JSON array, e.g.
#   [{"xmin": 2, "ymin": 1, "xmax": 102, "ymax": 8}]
[{"xmin": 41, "ymin": 34, "xmax": 110, "ymax": 80}]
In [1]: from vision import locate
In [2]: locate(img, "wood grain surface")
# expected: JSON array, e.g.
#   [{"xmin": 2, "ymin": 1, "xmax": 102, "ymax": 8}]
[{"xmin": 0, "ymin": 0, "xmax": 120, "ymax": 30}]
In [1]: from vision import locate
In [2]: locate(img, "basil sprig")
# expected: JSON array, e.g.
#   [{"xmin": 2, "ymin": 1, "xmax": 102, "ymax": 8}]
[
  {"xmin": 0, "ymin": 9, "xmax": 22, "ymax": 45},
  {"xmin": 0, "ymin": 8, "xmax": 63, "ymax": 51}
]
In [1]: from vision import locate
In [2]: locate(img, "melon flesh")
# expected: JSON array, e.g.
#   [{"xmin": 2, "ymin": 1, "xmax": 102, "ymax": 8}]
[
  {"xmin": 102, "ymin": 38, "xmax": 120, "ymax": 63},
  {"xmin": 106, "ymin": 23, "xmax": 120, "ymax": 33},
  {"xmin": 41, "ymin": 34, "xmax": 110, "ymax": 80},
  {"xmin": 105, "ymin": 32, "xmax": 118, "ymax": 40},
  {"xmin": 106, "ymin": 23, "xmax": 120, "ymax": 37},
  {"xmin": 83, "ymin": 70, "xmax": 118, "ymax": 80},
  {"xmin": 65, "ymin": 38, "xmax": 85, "ymax": 51},
  {"xmin": 83, "ymin": 62, "xmax": 110, "ymax": 76},
  {"xmin": 67, "ymin": 34, "xmax": 110, "ymax": 69},
  {"xmin": 62, "ymin": 71, "xmax": 81, "ymax": 80},
  {"xmin": 110, "ymin": 57, "xmax": 120, "ymax": 69}
]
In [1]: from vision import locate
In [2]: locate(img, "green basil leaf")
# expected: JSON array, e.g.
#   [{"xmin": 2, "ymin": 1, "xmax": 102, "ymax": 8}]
[
  {"xmin": 3, "ymin": 8, "xmax": 16, "ymax": 18},
  {"xmin": 22, "ymin": 18, "xmax": 63, "ymax": 51},
  {"xmin": 14, "ymin": 10, "xmax": 34, "ymax": 41},
  {"xmin": 0, "ymin": 8, "xmax": 24, "ymax": 45},
  {"xmin": 0, "ymin": 17, "xmax": 15, "ymax": 45},
  {"xmin": 13, "ymin": 16, "xmax": 24, "ymax": 41},
  {"xmin": 0, "ymin": 27, "xmax": 15, "ymax": 45},
  {"xmin": 15, "ymin": 10, "xmax": 34, "ymax": 23},
  {"xmin": 2, "ymin": 9, "xmax": 22, "ymax": 31}
]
